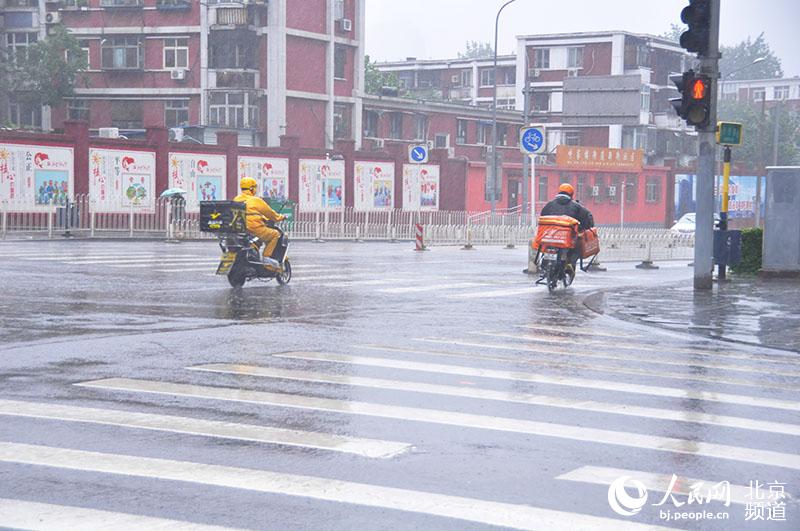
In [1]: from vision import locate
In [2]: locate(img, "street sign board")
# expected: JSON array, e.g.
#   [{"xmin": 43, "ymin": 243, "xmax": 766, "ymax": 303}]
[
  {"xmin": 408, "ymin": 144, "xmax": 428, "ymax": 164},
  {"xmin": 519, "ymin": 126, "xmax": 546, "ymax": 154},
  {"xmin": 717, "ymin": 121, "xmax": 743, "ymax": 146}
]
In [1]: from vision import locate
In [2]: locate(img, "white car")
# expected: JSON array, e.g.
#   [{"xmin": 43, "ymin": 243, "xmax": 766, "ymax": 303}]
[{"xmin": 670, "ymin": 212, "xmax": 721, "ymax": 235}]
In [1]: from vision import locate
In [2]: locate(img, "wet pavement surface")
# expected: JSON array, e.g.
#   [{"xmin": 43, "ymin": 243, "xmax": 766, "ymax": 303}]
[
  {"xmin": 591, "ymin": 276, "xmax": 800, "ymax": 353},
  {"xmin": 0, "ymin": 240, "xmax": 798, "ymax": 530}
]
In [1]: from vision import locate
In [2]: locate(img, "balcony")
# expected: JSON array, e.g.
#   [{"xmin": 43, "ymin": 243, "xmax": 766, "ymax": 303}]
[
  {"xmin": 100, "ymin": 0, "xmax": 144, "ymax": 8},
  {"xmin": 156, "ymin": 0, "xmax": 191, "ymax": 10},
  {"xmin": 211, "ymin": 7, "xmax": 251, "ymax": 26}
]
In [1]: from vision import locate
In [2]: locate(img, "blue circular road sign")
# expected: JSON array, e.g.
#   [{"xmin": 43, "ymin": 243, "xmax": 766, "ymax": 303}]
[
  {"xmin": 520, "ymin": 127, "xmax": 545, "ymax": 154},
  {"xmin": 410, "ymin": 145, "xmax": 428, "ymax": 163}
]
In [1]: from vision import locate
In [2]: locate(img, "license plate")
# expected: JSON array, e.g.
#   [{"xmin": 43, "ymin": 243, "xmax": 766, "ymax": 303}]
[
  {"xmin": 542, "ymin": 252, "xmax": 557, "ymax": 261},
  {"xmin": 216, "ymin": 251, "xmax": 237, "ymax": 275}
]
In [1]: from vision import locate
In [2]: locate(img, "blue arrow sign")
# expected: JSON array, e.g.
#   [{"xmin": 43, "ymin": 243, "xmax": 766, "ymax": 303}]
[
  {"xmin": 520, "ymin": 126, "xmax": 545, "ymax": 154},
  {"xmin": 410, "ymin": 145, "xmax": 428, "ymax": 163}
]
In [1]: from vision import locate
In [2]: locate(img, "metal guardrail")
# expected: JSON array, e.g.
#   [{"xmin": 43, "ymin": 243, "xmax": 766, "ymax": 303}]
[{"xmin": 1, "ymin": 195, "xmax": 694, "ymax": 262}]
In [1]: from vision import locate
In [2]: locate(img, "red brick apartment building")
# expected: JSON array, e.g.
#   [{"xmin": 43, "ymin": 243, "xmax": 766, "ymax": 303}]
[{"xmin": 1, "ymin": 0, "xmax": 365, "ymax": 149}]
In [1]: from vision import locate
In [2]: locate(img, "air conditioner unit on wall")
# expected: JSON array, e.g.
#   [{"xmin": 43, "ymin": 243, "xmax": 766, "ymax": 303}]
[
  {"xmin": 447, "ymin": 147, "xmax": 455, "ymax": 158},
  {"xmin": 170, "ymin": 69, "xmax": 187, "ymax": 81},
  {"xmin": 373, "ymin": 138, "xmax": 385, "ymax": 149},
  {"xmin": 341, "ymin": 18, "xmax": 352, "ymax": 32},
  {"xmin": 608, "ymin": 186, "xmax": 617, "ymax": 197},
  {"xmin": 567, "ymin": 68, "xmax": 578, "ymax": 77},
  {"xmin": 45, "ymin": 12, "xmax": 61, "ymax": 24},
  {"xmin": 591, "ymin": 186, "xmax": 600, "ymax": 197}
]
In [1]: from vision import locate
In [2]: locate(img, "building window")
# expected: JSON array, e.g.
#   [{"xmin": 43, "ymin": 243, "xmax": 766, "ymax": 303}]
[
  {"xmin": 496, "ymin": 124, "xmax": 507, "ymax": 146},
  {"xmin": 101, "ymin": 36, "xmax": 143, "ymax": 70},
  {"xmin": 593, "ymin": 175, "xmax": 605, "ymax": 204},
  {"xmin": 538, "ymin": 175, "xmax": 549, "ymax": 203},
  {"xmin": 334, "ymin": 103, "xmax": 350, "ymax": 139},
  {"xmin": 456, "ymin": 119, "xmax": 467, "ymax": 144},
  {"xmin": 625, "ymin": 176, "xmax": 637, "ymax": 203},
  {"xmin": 364, "ymin": 110, "xmax": 378, "ymax": 137},
  {"xmin": 645, "ymin": 176, "xmax": 661, "ymax": 203},
  {"xmin": 641, "ymin": 84, "xmax": 651, "ymax": 111},
  {"xmin": 752, "ymin": 88, "xmax": 765, "ymax": 102},
  {"xmin": 208, "ymin": 91, "xmax": 258, "ymax": 129},
  {"xmin": 110, "ymin": 100, "xmax": 143, "ymax": 129},
  {"xmin": 567, "ymin": 47, "xmax": 583, "ymax": 69},
  {"xmin": 534, "ymin": 48, "xmax": 550, "ymax": 69},
  {"xmin": 398, "ymin": 72, "xmax": 414, "ymax": 90},
  {"xmin": 461, "ymin": 70, "xmax": 472, "ymax": 87},
  {"xmin": 67, "ymin": 99, "xmax": 90, "ymax": 121},
  {"xmin": 497, "ymin": 98, "xmax": 515, "ymax": 110},
  {"xmin": 5, "ymin": 0, "xmax": 37, "ymax": 6},
  {"xmin": 532, "ymin": 92, "xmax": 550, "ymax": 112},
  {"xmin": 434, "ymin": 133, "xmax": 449, "ymax": 148},
  {"xmin": 774, "ymin": 85, "xmax": 789, "ymax": 100},
  {"xmin": 576, "ymin": 174, "xmax": 589, "ymax": 203},
  {"xmin": 334, "ymin": 45, "xmax": 347, "ymax": 80},
  {"xmin": 7, "ymin": 96, "xmax": 41, "ymax": 129},
  {"xmin": 477, "ymin": 123, "xmax": 489, "ymax": 145},
  {"xmin": 5, "ymin": 32, "xmax": 37, "ymax": 64},
  {"xmin": 334, "ymin": 0, "xmax": 345, "ymax": 20},
  {"xmin": 389, "ymin": 113, "xmax": 403, "ymax": 139},
  {"xmin": 479, "ymin": 68, "xmax": 494, "ymax": 87},
  {"xmin": 101, "ymin": 0, "xmax": 144, "ymax": 6},
  {"xmin": 564, "ymin": 131, "xmax": 582, "ymax": 146},
  {"xmin": 209, "ymin": 32, "xmax": 255, "ymax": 69},
  {"xmin": 414, "ymin": 115, "xmax": 426, "ymax": 140},
  {"xmin": 163, "ymin": 38, "xmax": 188, "ymax": 69},
  {"xmin": 165, "ymin": 99, "xmax": 189, "ymax": 127}
]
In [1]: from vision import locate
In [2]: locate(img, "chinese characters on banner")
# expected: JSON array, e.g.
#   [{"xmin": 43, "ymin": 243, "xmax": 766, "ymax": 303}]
[
  {"xmin": 402, "ymin": 164, "xmax": 440, "ymax": 211},
  {"xmin": 0, "ymin": 143, "xmax": 74, "ymax": 211},
  {"xmin": 89, "ymin": 148, "xmax": 156, "ymax": 213},
  {"xmin": 556, "ymin": 145, "xmax": 643, "ymax": 171},
  {"xmin": 354, "ymin": 161, "xmax": 394, "ymax": 211},
  {"xmin": 298, "ymin": 158, "xmax": 345, "ymax": 212},
  {"xmin": 168, "ymin": 153, "xmax": 227, "ymax": 213},
  {"xmin": 238, "ymin": 156, "xmax": 289, "ymax": 202}
]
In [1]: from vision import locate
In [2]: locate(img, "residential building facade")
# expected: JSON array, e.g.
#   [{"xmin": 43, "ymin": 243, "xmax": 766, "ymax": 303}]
[
  {"xmin": 719, "ymin": 76, "xmax": 800, "ymax": 112},
  {"xmin": 0, "ymin": 0, "xmax": 365, "ymax": 149}
]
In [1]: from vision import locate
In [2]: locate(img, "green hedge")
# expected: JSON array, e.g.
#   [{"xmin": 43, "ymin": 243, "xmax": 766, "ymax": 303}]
[{"xmin": 731, "ymin": 227, "xmax": 762, "ymax": 274}]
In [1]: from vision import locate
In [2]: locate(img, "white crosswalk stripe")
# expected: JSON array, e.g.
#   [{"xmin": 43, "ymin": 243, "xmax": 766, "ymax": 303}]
[
  {"xmin": 0, "ymin": 443, "xmax": 668, "ymax": 531},
  {"xmin": 0, "ymin": 399, "xmax": 410, "ymax": 458},
  {"xmin": 0, "ymin": 499, "xmax": 239, "ymax": 530},
  {"xmin": 188, "ymin": 363, "xmax": 800, "ymax": 437},
  {"xmin": 74, "ymin": 378, "xmax": 800, "ymax": 470}
]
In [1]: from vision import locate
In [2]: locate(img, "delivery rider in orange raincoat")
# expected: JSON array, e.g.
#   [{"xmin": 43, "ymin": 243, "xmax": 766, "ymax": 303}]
[{"xmin": 233, "ymin": 177, "xmax": 285, "ymax": 268}]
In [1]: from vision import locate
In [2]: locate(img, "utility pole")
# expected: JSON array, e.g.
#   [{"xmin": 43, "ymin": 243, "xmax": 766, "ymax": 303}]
[
  {"xmin": 521, "ymin": 51, "xmax": 530, "ymax": 219},
  {"xmin": 490, "ymin": 0, "xmax": 517, "ymax": 215}
]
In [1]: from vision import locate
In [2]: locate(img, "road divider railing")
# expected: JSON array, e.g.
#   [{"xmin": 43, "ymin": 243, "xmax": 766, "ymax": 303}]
[{"xmin": 1, "ymin": 196, "xmax": 694, "ymax": 262}]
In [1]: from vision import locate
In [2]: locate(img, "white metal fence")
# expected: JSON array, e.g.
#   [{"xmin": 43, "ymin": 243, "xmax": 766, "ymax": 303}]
[{"xmin": 1, "ymin": 195, "xmax": 694, "ymax": 262}]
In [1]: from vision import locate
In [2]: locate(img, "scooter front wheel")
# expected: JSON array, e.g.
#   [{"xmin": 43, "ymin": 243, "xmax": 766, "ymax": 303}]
[
  {"xmin": 228, "ymin": 262, "xmax": 247, "ymax": 288},
  {"xmin": 276, "ymin": 259, "xmax": 292, "ymax": 285}
]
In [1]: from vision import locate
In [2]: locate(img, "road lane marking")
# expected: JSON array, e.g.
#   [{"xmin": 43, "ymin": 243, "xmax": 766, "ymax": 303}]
[
  {"xmin": 446, "ymin": 287, "xmax": 537, "ymax": 299},
  {"xmin": 512, "ymin": 328, "xmax": 800, "ymax": 364},
  {"xmin": 0, "ymin": 399, "xmax": 409, "ymax": 459},
  {"xmin": 352, "ymin": 347, "xmax": 800, "ymax": 411},
  {"xmin": 67, "ymin": 257, "xmax": 212, "ymax": 265},
  {"xmin": 75, "ymin": 378, "xmax": 800, "ymax": 471},
  {"xmin": 190, "ymin": 363, "xmax": 800, "ymax": 437},
  {"xmin": 0, "ymin": 499, "xmax": 237, "ymax": 530},
  {"xmin": 556, "ymin": 467, "xmax": 760, "ymax": 506},
  {"xmin": 358, "ymin": 344, "xmax": 798, "ymax": 392},
  {"xmin": 153, "ymin": 267, "xmax": 218, "ymax": 273},
  {"xmin": 0, "ymin": 442, "xmax": 670, "ymax": 531},
  {"xmin": 378, "ymin": 282, "xmax": 488, "ymax": 294},
  {"xmin": 516, "ymin": 323, "xmax": 643, "ymax": 339},
  {"xmin": 468, "ymin": 333, "xmax": 800, "ymax": 378}
]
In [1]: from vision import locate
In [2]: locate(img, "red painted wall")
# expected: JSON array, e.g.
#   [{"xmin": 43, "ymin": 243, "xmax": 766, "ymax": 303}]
[
  {"xmin": 286, "ymin": 36, "xmax": 327, "ymax": 93},
  {"xmin": 286, "ymin": 98, "xmax": 327, "ymax": 149},
  {"xmin": 287, "ymin": 0, "xmax": 327, "ymax": 33}
]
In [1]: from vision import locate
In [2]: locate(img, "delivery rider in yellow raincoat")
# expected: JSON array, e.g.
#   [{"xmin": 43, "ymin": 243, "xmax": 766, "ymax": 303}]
[{"xmin": 233, "ymin": 177, "xmax": 285, "ymax": 268}]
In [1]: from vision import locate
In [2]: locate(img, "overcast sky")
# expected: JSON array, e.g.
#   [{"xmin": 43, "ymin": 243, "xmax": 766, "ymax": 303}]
[{"xmin": 365, "ymin": 0, "xmax": 800, "ymax": 77}]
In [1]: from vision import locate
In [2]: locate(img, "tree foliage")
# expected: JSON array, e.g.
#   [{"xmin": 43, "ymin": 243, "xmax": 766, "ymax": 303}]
[
  {"xmin": 660, "ymin": 23, "xmax": 683, "ymax": 43},
  {"xmin": 719, "ymin": 33, "xmax": 782, "ymax": 80},
  {"xmin": 0, "ymin": 25, "xmax": 87, "ymax": 108},
  {"xmin": 458, "ymin": 41, "xmax": 494, "ymax": 59},
  {"xmin": 717, "ymin": 98, "xmax": 800, "ymax": 168},
  {"xmin": 364, "ymin": 54, "xmax": 398, "ymax": 96}
]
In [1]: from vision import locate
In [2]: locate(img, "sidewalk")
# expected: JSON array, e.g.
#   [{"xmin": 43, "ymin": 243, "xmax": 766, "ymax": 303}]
[{"xmin": 585, "ymin": 274, "xmax": 800, "ymax": 353}]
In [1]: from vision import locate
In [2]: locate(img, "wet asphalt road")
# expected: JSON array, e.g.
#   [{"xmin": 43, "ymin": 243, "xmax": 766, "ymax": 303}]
[{"xmin": 0, "ymin": 239, "xmax": 798, "ymax": 530}]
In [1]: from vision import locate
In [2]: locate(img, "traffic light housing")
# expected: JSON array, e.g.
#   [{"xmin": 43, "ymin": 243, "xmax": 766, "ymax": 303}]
[
  {"xmin": 670, "ymin": 69, "xmax": 712, "ymax": 129},
  {"xmin": 680, "ymin": 0, "xmax": 712, "ymax": 56}
]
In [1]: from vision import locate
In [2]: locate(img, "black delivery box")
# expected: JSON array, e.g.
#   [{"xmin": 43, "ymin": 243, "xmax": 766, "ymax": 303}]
[{"xmin": 199, "ymin": 200, "xmax": 246, "ymax": 233}]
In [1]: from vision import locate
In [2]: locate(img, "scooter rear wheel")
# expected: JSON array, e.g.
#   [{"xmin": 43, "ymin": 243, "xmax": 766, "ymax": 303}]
[{"xmin": 276, "ymin": 259, "xmax": 292, "ymax": 285}]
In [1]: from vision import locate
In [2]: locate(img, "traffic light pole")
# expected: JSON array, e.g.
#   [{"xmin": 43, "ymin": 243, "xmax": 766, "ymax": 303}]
[{"xmin": 692, "ymin": 0, "xmax": 720, "ymax": 290}]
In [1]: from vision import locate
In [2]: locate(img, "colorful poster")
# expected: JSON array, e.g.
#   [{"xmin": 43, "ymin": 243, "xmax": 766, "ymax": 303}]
[
  {"xmin": 90, "ymin": 148, "xmax": 156, "ymax": 213},
  {"xmin": 298, "ymin": 158, "xmax": 345, "ymax": 212},
  {"xmin": 354, "ymin": 161, "xmax": 394, "ymax": 211},
  {"xmin": 402, "ymin": 164, "xmax": 440, "ymax": 211},
  {"xmin": 169, "ymin": 153, "xmax": 227, "ymax": 213},
  {"xmin": 238, "ymin": 156, "xmax": 289, "ymax": 201},
  {"xmin": 0, "ymin": 143, "xmax": 74, "ymax": 211},
  {"xmin": 675, "ymin": 173, "xmax": 765, "ymax": 222}
]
